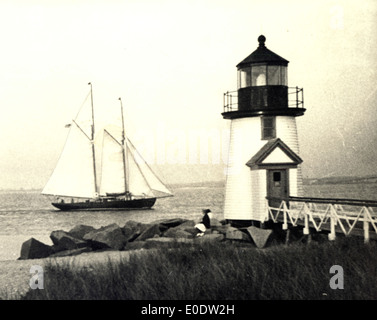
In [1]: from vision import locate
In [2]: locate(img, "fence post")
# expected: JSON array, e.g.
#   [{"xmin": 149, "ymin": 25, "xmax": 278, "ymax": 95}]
[
  {"xmin": 363, "ymin": 207, "xmax": 370, "ymax": 244},
  {"xmin": 283, "ymin": 201, "xmax": 288, "ymax": 230},
  {"xmin": 328, "ymin": 205, "xmax": 336, "ymax": 241},
  {"xmin": 303, "ymin": 212, "xmax": 309, "ymax": 235}
]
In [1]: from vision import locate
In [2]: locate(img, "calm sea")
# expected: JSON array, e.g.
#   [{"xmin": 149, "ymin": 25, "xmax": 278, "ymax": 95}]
[{"xmin": 1, "ymin": 181, "xmax": 376, "ymax": 261}]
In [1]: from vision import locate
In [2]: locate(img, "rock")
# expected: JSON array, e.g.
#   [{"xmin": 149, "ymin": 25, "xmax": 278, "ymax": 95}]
[
  {"xmin": 122, "ymin": 221, "xmax": 151, "ymax": 242},
  {"xmin": 135, "ymin": 223, "xmax": 164, "ymax": 241},
  {"xmin": 210, "ymin": 218, "xmax": 222, "ymax": 228},
  {"xmin": 182, "ymin": 227, "xmax": 199, "ymax": 236},
  {"xmin": 157, "ymin": 218, "xmax": 189, "ymax": 228},
  {"xmin": 49, "ymin": 247, "xmax": 92, "ymax": 258},
  {"xmin": 83, "ymin": 223, "xmax": 127, "ymax": 250},
  {"xmin": 19, "ymin": 238, "xmax": 53, "ymax": 260},
  {"xmin": 50, "ymin": 230, "xmax": 88, "ymax": 251},
  {"xmin": 246, "ymin": 226, "xmax": 274, "ymax": 248},
  {"xmin": 68, "ymin": 225, "xmax": 96, "ymax": 240},
  {"xmin": 163, "ymin": 228, "xmax": 193, "ymax": 239},
  {"xmin": 171, "ymin": 220, "xmax": 197, "ymax": 236},
  {"xmin": 195, "ymin": 233, "xmax": 224, "ymax": 243},
  {"xmin": 144, "ymin": 237, "xmax": 194, "ymax": 249},
  {"xmin": 225, "ymin": 227, "xmax": 251, "ymax": 241},
  {"xmin": 176, "ymin": 220, "xmax": 196, "ymax": 228},
  {"xmin": 213, "ymin": 223, "xmax": 232, "ymax": 235}
]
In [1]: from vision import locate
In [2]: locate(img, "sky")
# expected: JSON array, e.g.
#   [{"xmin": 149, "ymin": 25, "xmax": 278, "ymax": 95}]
[{"xmin": 0, "ymin": 0, "xmax": 376, "ymax": 189}]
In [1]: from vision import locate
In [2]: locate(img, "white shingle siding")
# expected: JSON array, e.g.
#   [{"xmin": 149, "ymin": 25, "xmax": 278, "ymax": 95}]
[
  {"xmin": 276, "ymin": 116, "xmax": 304, "ymax": 196},
  {"xmin": 224, "ymin": 116, "xmax": 303, "ymax": 222},
  {"xmin": 250, "ymin": 169, "xmax": 268, "ymax": 221},
  {"xmin": 224, "ymin": 118, "xmax": 265, "ymax": 220}
]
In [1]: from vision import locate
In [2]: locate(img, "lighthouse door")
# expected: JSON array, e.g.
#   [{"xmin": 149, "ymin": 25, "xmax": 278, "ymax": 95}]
[{"xmin": 267, "ymin": 169, "xmax": 288, "ymax": 208}]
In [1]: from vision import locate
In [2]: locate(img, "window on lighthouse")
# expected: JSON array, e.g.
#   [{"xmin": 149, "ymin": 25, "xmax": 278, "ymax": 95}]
[
  {"xmin": 268, "ymin": 65, "xmax": 288, "ymax": 85},
  {"xmin": 251, "ymin": 65, "xmax": 267, "ymax": 86},
  {"xmin": 261, "ymin": 116, "xmax": 276, "ymax": 140},
  {"xmin": 238, "ymin": 67, "xmax": 251, "ymax": 88},
  {"xmin": 268, "ymin": 66, "xmax": 281, "ymax": 85}
]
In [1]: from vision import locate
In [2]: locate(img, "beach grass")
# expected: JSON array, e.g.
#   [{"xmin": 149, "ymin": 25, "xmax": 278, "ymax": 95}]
[{"xmin": 20, "ymin": 237, "xmax": 377, "ymax": 300}]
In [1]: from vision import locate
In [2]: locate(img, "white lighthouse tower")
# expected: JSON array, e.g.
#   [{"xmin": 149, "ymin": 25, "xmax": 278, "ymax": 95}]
[{"xmin": 222, "ymin": 35, "xmax": 306, "ymax": 227}]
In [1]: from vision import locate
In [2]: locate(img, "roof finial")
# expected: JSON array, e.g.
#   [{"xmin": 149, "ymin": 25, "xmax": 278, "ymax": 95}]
[{"xmin": 258, "ymin": 35, "xmax": 266, "ymax": 47}]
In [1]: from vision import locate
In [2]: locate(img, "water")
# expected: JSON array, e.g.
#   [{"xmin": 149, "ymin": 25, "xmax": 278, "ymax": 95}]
[
  {"xmin": 0, "ymin": 182, "xmax": 225, "ymax": 261},
  {"xmin": 1, "ymin": 181, "xmax": 377, "ymax": 261}
]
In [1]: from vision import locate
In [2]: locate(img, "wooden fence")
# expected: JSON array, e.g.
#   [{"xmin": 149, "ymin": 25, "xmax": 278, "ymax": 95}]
[{"xmin": 266, "ymin": 197, "xmax": 377, "ymax": 243}]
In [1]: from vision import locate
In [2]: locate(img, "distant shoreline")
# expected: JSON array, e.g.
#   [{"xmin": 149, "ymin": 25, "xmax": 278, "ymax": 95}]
[{"xmin": 1, "ymin": 175, "xmax": 377, "ymax": 192}]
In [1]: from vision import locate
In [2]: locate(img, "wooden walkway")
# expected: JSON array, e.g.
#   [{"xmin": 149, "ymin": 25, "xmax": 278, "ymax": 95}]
[{"xmin": 266, "ymin": 197, "xmax": 377, "ymax": 242}]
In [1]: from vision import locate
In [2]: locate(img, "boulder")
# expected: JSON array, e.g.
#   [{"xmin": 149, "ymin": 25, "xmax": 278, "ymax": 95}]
[
  {"xmin": 172, "ymin": 220, "xmax": 197, "ymax": 236},
  {"xmin": 135, "ymin": 223, "xmax": 164, "ymax": 241},
  {"xmin": 212, "ymin": 223, "xmax": 232, "ymax": 235},
  {"xmin": 182, "ymin": 227, "xmax": 199, "ymax": 236},
  {"xmin": 225, "ymin": 227, "xmax": 251, "ymax": 241},
  {"xmin": 176, "ymin": 220, "xmax": 196, "ymax": 228},
  {"xmin": 122, "ymin": 221, "xmax": 151, "ymax": 242},
  {"xmin": 163, "ymin": 228, "xmax": 193, "ymax": 239},
  {"xmin": 144, "ymin": 237, "xmax": 194, "ymax": 249},
  {"xmin": 68, "ymin": 225, "xmax": 96, "ymax": 240},
  {"xmin": 209, "ymin": 218, "xmax": 223, "ymax": 228},
  {"xmin": 83, "ymin": 223, "xmax": 127, "ymax": 250},
  {"xmin": 19, "ymin": 238, "xmax": 53, "ymax": 260},
  {"xmin": 195, "ymin": 233, "xmax": 224, "ymax": 243},
  {"xmin": 246, "ymin": 226, "xmax": 274, "ymax": 248},
  {"xmin": 50, "ymin": 230, "xmax": 88, "ymax": 251},
  {"xmin": 157, "ymin": 218, "xmax": 189, "ymax": 229}
]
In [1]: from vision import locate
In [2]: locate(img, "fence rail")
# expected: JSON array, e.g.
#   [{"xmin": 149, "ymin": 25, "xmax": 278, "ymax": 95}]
[{"xmin": 266, "ymin": 197, "xmax": 377, "ymax": 243}]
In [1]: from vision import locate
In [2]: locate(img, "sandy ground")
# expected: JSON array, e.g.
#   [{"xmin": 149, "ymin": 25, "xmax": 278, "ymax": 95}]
[{"xmin": 0, "ymin": 249, "xmax": 144, "ymax": 299}]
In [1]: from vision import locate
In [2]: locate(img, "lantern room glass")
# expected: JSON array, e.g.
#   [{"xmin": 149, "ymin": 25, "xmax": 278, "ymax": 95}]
[
  {"xmin": 238, "ymin": 65, "xmax": 288, "ymax": 88},
  {"xmin": 268, "ymin": 65, "xmax": 280, "ymax": 85},
  {"xmin": 251, "ymin": 65, "xmax": 267, "ymax": 86},
  {"xmin": 238, "ymin": 67, "xmax": 251, "ymax": 88}
]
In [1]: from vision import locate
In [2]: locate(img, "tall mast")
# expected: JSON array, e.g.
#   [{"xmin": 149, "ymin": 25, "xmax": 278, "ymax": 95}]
[
  {"xmin": 119, "ymin": 97, "xmax": 129, "ymax": 194},
  {"xmin": 88, "ymin": 82, "xmax": 98, "ymax": 196}
]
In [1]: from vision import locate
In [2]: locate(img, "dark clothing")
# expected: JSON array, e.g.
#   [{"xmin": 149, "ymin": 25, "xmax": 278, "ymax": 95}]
[{"xmin": 201, "ymin": 213, "xmax": 210, "ymax": 229}]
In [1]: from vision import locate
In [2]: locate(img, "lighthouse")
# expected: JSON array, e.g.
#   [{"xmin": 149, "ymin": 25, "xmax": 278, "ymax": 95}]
[{"xmin": 222, "ymin": 35, "xmax": 306, "ymax": 227}]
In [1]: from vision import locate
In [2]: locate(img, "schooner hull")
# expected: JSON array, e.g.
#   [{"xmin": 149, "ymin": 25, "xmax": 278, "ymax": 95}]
[{"xmin": 51, "ymin": 197, "xmax": 157, "ymax": 211}]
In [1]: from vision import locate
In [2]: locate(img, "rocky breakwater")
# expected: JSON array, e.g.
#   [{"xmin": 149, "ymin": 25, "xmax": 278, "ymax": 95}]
[{"xmin": 19, "ymin": 218, "xmax": 275, "ymax": 260}]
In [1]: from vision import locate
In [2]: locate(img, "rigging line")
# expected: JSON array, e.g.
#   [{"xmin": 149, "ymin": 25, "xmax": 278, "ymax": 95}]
[
  {"xmin": 103, "ymin": 129, "xmax": 122, "ymax": 147},
  {"xmin": 125, "ymin": 142, "xmax": 153, "ymax": 195},
  {"xmin": 72, "ymin": 120, "xmax": 92, "ymax": 141},
  {"xmin": 126, "ymin": 137, "xmax": 172, "ymax": 193},
  {"xmin": 74, "ymin": 90, "xmax": 92, "ymax": 120}
]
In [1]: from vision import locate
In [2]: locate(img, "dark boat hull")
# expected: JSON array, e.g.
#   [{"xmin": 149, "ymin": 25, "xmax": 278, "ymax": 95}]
[{"xmin": 51, "ymin": 197, "xmax": 157, "ymax": 211}]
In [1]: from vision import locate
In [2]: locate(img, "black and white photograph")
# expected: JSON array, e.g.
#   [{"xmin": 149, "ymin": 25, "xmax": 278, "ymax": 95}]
[{"xmin": 0, "ymin": 0, "xmax": 376, "ymax": 308}]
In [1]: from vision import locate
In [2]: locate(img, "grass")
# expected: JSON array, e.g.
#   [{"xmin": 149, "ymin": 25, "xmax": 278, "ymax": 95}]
[{"xmin": 20, "ymin": 237, "xmax": 377, "ymax": 300}]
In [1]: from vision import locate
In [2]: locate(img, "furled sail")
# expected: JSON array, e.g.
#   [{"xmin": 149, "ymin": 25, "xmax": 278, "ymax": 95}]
[{"xmin": 42, "ymin": 122, "xmax": 96, "ymax": 198}]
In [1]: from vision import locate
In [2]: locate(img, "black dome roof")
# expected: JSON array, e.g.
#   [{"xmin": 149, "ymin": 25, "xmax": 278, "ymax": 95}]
[{"xmin": 236, "ymin": 35, "xmax": 289, "ymax": 68}]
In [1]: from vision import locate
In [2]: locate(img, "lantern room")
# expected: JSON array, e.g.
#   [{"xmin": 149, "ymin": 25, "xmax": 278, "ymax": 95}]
[{"xmin": 223, "ymin": 35, "xmax": 305, "ymax": 119}]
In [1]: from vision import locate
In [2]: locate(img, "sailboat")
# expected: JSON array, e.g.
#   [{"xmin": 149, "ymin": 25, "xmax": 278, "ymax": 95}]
[{"xmin": 42, "ymin": 83, "xmax": 173, "ymax": 211}]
